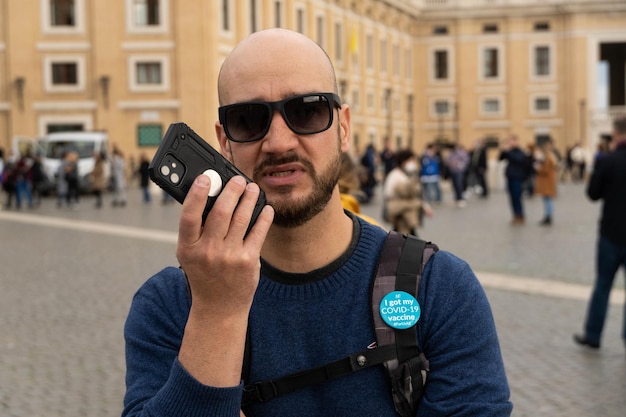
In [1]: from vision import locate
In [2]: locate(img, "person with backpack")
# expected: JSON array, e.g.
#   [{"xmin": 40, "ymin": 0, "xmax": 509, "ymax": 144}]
[{"xmin": 122, "ymin": 29, "xmax": 512, "ymax": 417}]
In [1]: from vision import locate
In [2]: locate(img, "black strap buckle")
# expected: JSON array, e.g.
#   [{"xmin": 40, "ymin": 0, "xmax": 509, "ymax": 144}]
[{"xmin": 243, "ymin": 380, "xmax": 278, "ymax": 404}]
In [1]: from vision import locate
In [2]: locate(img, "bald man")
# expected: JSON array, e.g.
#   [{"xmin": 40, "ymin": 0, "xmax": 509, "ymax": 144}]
[{"xmin": 123, "ymin": 29, "xmax": 512, "ymax": 417}]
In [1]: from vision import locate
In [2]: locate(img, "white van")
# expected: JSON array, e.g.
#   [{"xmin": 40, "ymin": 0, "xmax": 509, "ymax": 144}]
[{"xmin": 34, "ymin": 131, "xmax": 110, "ymax": 193}]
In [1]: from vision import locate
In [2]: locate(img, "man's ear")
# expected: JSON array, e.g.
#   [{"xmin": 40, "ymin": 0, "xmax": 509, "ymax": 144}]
[
  {"xmin": 339, "ymin": 104, "xmax": 351, "ymax": 153},
  {"xmin": 215, "ymin": 122, "xmax": 233, "ymax": 162}
]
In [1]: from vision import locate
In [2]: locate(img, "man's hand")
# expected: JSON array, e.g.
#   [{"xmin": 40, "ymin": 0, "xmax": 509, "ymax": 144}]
[{"xmin": 177, "ymin": 173, "xmax": 274, "ymax": 387}]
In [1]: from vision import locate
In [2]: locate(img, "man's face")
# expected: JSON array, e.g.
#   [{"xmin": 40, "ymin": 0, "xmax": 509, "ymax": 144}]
[{"xmin": 216, "ymin": 32, "xmax": 350, "ymax": 228}]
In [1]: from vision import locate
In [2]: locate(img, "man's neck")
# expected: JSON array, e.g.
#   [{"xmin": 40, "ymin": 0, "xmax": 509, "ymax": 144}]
[{"xmin": 261, "ymin": 191, "xmax": 354, "ymax": 273}]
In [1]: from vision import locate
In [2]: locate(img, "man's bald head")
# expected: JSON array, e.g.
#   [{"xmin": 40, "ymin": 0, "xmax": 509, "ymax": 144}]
[{"xmin": 217, "ymin": 29, "xmax": 338, "ymax": 105}]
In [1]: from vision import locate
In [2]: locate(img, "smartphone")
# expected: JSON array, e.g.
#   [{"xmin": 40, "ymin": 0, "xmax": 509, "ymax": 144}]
[{"xmin": 149, "ymin": 122, "xmax": 267, "ymax": 232}]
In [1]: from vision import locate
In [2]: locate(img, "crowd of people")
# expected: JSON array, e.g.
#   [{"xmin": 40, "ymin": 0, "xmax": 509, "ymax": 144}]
[
  {"xmin": 0, "ymin": 145, "xmax": 178, "ymax": 211},
  {"xmin": 338, "ymin": 132, "xmax": 566, "ymax": 235},
  {"xmin": 0, "ymin": 130, "xmax": 590, "ymax": 223}
]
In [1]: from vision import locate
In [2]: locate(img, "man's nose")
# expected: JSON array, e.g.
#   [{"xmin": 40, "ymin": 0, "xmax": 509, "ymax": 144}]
[{"xmin": 261, "ymin": 110, "xmax": 298, "ymax": 153}]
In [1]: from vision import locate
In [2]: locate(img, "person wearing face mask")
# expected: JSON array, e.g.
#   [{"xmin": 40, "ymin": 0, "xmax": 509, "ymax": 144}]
[{"xmin": 382, "ymin": 148, "xmax": 433, "ymax": 235}]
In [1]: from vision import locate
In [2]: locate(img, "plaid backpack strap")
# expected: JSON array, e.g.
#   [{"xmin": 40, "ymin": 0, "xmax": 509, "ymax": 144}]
[{"xmin": 371, "ymin": 231, "xmax": 438, "ymax": 417}]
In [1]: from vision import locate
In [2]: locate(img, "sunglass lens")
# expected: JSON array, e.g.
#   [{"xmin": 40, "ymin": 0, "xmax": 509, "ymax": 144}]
[
  {"xmin": 284, "ymin": 95, "xmax": 331, "ymax": 134},
  {"xmin": 226, "ymin": 103, "xmax": 270, "ymax": 142}
]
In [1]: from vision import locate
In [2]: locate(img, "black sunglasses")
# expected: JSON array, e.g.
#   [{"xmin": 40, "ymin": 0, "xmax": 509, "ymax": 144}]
[{"xmin": 218, "ymin": 92, "xmax": 342, "ymax": 143}]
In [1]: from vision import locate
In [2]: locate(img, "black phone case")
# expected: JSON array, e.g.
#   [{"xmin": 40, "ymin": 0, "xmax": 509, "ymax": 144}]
[{"xmin": 149, "ymin": 122, "xmax": 267, "ymax": 231}]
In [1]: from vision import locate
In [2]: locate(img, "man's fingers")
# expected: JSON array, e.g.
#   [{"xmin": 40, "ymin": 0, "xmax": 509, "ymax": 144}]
[
  {"xmin": 201, "ymin": 176, "xmax": 248, "ymax": 239},
  {"xmin": 178, "ymin": 174, "xmax": 212, "ymax": 244}
]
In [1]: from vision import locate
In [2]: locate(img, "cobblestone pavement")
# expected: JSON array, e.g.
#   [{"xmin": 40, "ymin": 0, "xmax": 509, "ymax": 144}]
[{"xmin": 1, "ymin": 180, "xmax": 624, "ymax": 417}]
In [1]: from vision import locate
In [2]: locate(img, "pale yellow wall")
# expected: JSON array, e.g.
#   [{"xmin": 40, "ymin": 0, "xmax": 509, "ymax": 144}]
[{"xmin": 0, "ymin": 0, "xmax": 625, "ymax": 164}]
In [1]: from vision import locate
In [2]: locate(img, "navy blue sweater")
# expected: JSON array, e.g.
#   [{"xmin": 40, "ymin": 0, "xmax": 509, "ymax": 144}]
[{"xmin": 123, "ymin": 218, "xmax": 512, "ymax": 416}]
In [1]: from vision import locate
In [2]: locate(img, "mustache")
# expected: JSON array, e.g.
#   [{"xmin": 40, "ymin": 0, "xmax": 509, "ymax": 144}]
[{"xmin": 253, "ymin": 152, "xmax": 315, "ymax": 177}]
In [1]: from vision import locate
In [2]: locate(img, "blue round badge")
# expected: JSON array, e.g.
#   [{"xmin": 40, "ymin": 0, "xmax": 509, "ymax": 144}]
[{"xmin": 379, "ymin": 291, "xmax": 421, "ymax": 329}]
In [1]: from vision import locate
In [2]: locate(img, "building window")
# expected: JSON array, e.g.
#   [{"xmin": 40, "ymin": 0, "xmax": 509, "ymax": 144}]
[
  {"xmin": 534, "ymin": 46, "xmax": 550, "ymax": 77},
  {"xmin": 434, "ymin": 100, "xmax": 449, "ymax": 115},
  {"xmin": 274, "ymin": 0, "xmax": 283, "ymax": 27},
  {"xmin": 138, "ymin": 124, "xmax": 163, "ymax": 146},
  {"xmin": 136, "ymin": 62, "xmax": 162, "ymax": 84},
  {"xmin": 43, "ymin": 0, "xmax": 84, "ymax": 33},
  {"xmin": 534, "ymin": 22, "xmax": 550, "ymax": 31},
  {"xmin": 52, "ymin": 62, "xmax": 78, "ymax": 85},
  {"xmin": 434, "ymin": 49, "xmax": 448, "ymax": 80},
  {"xmin": 380, "ymin": 39, "xmax": 387, "ymax": 73},
  {"xmin": 383, "ymin": 89, "xmax": 391, "ymax": 112},
  {"xmin": 351, "ymin": 90, "xmax": 359, "ymax": 110},
  {"xmin": 221, "ymin": 0, "xmax": 230, "ymax": 31},
  {"xmin": 366, "ymin": 33, "xmax": 374, "ymax": 69},
  {"xmin": 405, "ymin": 47, "xmax": 413, "ymax": 79},
  {"xmin": 432, "ymin": 25, "xmax": 448, "ymax": 35},
  {"xmin": 296, "ymin": 7, "xmax": 305, "ymax": 34},
  {"xmin": 126, "ymin": 0, "xmax": 168, "ymax": 33},
  {"xmin": 44, "ymin": 56, "xmax": 85, "ymax": 92},
  {"xmin": 481, "ymin": 97, "xmax": 503, "ymax": 116},
  {"xmin": 133, "ymin": 0, "xmax": 160, "ymax": 26},
  {"xmin": 316, "ymin": 15, "xmax": 325, "ymax": 48},
  {"xmin": 393, "ymin": 43, "xmax": 400, "ymax": 77},
  {"xmin": 129, "ymin": 55, "xmax": 169, "ymax": 92},
  {"xmin": 483, "ymin": 24, "xmax": 498, "ymax": 33},
  {"xmin": 249, "ymin": 0, "xmax": 259, "ymax": 33},
  {"xmin": 483, "ymin": 47, "xmax": 499, "ymax": 79},
  {"xmin": 335, "ymin": 22, "xmax": 343, "ymax": 62},
  {"xmin": 50, "ymin": 0, "xmax": 75, "ymax": 26},
  {"xmin": 534, "ymin": 97, "xmax": 551, "ymax": 111}
]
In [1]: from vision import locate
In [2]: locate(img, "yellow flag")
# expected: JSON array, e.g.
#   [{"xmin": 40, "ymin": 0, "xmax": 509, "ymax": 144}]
[{"xmin": 350, "ymin": 26, "xmax": 358, "ymax": 54}]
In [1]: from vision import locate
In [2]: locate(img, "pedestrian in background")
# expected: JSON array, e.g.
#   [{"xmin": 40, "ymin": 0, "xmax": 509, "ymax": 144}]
[
  {"xmin": 56, "ymin": 151, "xmax": 69, "ymax": 208},
  {"xmin": 383, "ymin": 148, "xmax": 433, "ymax": 235},
  {"xmin": 2, "ymin": 152, "xmax": 17, "ymax": 209},
  {"xmin": 14, "ymin": 148, "xmax": 34, "ymax": 209},
  {"xmin": 338, "ymin": 153, "xmax": 380, "ymax": 226},
  {"xmin": 90, "ymin": 151, "xmax": 106, "ymax": 208},
  {"xmin": 65, "ymin": 151, "xmax": 80, "ymax": 208},
  {"xmin": 359, "ymin": 143, "xmax": 378, "ymax": 203},
  {"xmin": 524, "ymin": 143, "xmax": 536, "ymax": 198},
  {"xmin": 111, "ymin": 147, "xmax": 127, "ymax": 207},
  {"xmin": 30, "ymin": 153, "xmax": 46, "ymax": 207},
  {"xmin": 445, "ymin": 143, "xmax": 470, "ymax": 208},
  {"xmin": 574, "ymin": 116, "xmax": 626, "ymax": 353},
  {"xmin": 137, "ymin": 152, "xmax": 151, "ymax": 204},
  {"xmin": 499, "ymin": 135, "xmax": 531, "ymax": 225},
  {"xmin": 533, "ymin": 139, "xmax": 559, "ymax": 226},
  {"xmin": 420, "ymin": 143, "xmax": 442, "ymax": 204},
  {"xmin": 469, "ymin": 139, "xmax": 489, "ymax": 198},
  {"xmin": 379, "ymin": 138, "xmax": 395, "ymax": 181}
]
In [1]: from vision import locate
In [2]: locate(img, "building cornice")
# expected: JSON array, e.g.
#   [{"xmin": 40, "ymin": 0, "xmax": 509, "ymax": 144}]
[
  {"xmin": 118, "ymin": 100, "xmax": 180, "ymax": 110},
  {"xmin": 33, "ymin": 101, "xmax": 97, "ymax": 111},
  {"xmin": 415, "ymin": 0, "xmax": 626, "ymax": 19},
  {"xmin": 121, "ymin": 41, "xmax": 176, "ymax": 51},
  {"xmin": 36, "ymin": 42, "xmax": 91, "ymax": 51}
]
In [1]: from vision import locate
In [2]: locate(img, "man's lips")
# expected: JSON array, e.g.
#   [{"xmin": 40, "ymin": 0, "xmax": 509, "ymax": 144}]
[
  {"xmin": 263, "ymin": 163, "xmax": 304, "ymax": 177},
  {"xmin": 260, "ymin": 163, "xmax": 306, "ymax": 186}
]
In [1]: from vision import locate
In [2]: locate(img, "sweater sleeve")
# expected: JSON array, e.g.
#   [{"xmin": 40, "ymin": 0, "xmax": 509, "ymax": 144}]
[
  {"xmin": 122, "ymin": 267, "xmax": 243, "ymax": 417},
  {"xmin": 416, "ymin": 252, "xmax": 513, "ymax": 417}
]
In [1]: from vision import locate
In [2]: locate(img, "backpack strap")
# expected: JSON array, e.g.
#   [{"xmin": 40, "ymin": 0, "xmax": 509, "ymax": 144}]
[
  {"xmin": 371, "ymin": 231, "xmax": 438, "ymax": 417},
  {"xmin": 241, "ymin": 231, "xmax": 438, "ymax": 413}
]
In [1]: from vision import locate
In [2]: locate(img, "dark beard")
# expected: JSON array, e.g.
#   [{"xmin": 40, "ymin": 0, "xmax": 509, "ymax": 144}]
[{"xmin": 253, "ymin": 149, "xmax": 342, "ymax": 228}]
